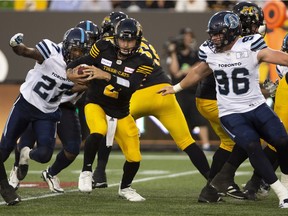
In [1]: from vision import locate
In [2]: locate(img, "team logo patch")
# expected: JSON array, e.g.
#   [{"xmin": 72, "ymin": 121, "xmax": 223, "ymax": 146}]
[
  {"xmin": 224, "ymin": 13, "xmax": 239, "ymax": 29},
  {"xmin": 101, "ymin": 58, "xmax": 112, "ymax": 67},
  {"xmin": 236, "ymin": 51, "xmax": 248, "ymax": 59},
  {"xmin": 124, "ymin": 67, "xmax": 134, "ymax": 73}
]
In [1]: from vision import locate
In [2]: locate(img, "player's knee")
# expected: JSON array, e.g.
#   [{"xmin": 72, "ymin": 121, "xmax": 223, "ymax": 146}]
[
  {"xmin": 63, "ymin": 149, "xmax": 78, "ymax": 161},
  {"xmin": 86, "ymin": 133, "xmax": 104, "ymax": 144},
  {"xmin": 32, "ymin": 147, "xmax": 53, "ymax": 163},
  {"xmin": 246, "ymin": 141, "xmax": 262, "ymax": 156},
  {"xmin": 176, "ymin": 138, "xmax": 194, "ymax": 150},
  {"xmin": 125, "ymin": 151, "xmax": 141, "ymax": 162},
  {"xmin": 63, "ymin": 141, "xmax": 81, "ymax": 156}
]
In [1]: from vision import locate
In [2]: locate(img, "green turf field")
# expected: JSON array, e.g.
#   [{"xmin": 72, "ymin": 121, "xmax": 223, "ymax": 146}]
[{"xmin": 1, "ymin": 150, "xmax": 287, "ymax": 215}]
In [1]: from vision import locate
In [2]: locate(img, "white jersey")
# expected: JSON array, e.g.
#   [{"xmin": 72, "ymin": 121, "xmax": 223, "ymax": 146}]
[
  {"xmin": 198, "ymin": 34, "xmax": 267, "ymax": 117},
  {"xmin": 20, "ymin": 39, "xmax": 74, "ymax": 113},
  {"xmin": 60, "ymin": 91, "xmax": 84, "ymax": 104},
  {"xmin": 276, "ymin": 64, "xmax": 288, "ymax": 79}
]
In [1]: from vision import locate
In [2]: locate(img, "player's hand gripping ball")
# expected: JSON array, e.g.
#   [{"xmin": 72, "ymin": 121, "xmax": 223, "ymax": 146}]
[{"xmin": 77, "ymin": 64, "xmax": 89, "ymax": 75}]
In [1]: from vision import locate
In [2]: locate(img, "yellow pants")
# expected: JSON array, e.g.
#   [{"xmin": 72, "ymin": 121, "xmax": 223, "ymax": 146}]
[
  {"xmin": 130, "ymin": 83, "xmax": 195, "ymax": 150},
  {"xmin": 267, "ymin": 77, "xmax": 288, "ymax": 152},
  {"xmin": 196, "ymin": 98, "xmax": 235, "ymax": 152},
  {"xmin": 85, "ymin": 103, "xmax": 141, "ymax": 162}
]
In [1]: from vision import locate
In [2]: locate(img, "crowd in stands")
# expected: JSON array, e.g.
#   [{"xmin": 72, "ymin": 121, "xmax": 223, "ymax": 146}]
[{"xmin": 0, "ymin": 0, "xmax": 269, "ymax": 12}]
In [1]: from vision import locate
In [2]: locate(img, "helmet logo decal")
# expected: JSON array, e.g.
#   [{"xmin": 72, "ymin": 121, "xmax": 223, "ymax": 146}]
[
  {"xmin": 240, "ymin": 6, "xmax": 259, "ymax": 21},
  {"xmin": 224, "ymin": 14, "xmax": 239, "ymax": 29}
]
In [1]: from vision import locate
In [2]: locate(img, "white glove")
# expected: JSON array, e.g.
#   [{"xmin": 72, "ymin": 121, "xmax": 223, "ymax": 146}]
[{"xmin": 10, "ymin": 33, "xmax": 24, "ymax": 47}]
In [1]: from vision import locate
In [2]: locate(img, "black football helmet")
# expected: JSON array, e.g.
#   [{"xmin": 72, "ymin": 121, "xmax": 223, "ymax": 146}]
[
  {"xmin": 101, "ymin": 11, "xmax": 128, "ymax": 37},
  {"xmin": 233, "ymin": 1, "xmax": 265, "ymax": 36},
  {"xmin": 281, "ymin": 34, "xmax": 288, "ymax": 53},
  {"xmin": 76, "ymin": 20, "xmax": 100, "ymax": 48},
  {"xmin": 62, "ymin": 27, "xmax": 89, "ymax": 64},
  {"xmin": 113, "ymin": 18, "xmax": 143, "ymax": 57},
  {"xmin": 207, "ymin": 11, "xmax": 241, "ymax": 52}
]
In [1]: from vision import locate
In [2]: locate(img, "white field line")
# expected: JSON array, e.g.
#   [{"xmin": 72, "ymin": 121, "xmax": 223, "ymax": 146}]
[{"xmin": 0, "ymin": 155, "xmax": 252, "ymax": 206}]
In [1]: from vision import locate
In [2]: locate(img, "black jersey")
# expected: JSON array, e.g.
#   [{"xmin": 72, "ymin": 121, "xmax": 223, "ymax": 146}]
[
  {"xmin": 100, "ymin": 37, "xmax": 171, "ymax": 89},
  {"xmin": 138, "ymin": 39, "xmax": 171, "ymax": 88},
  {"xmin": 67, "ymin": 39, "xmax": 154, "ymax": 118},
  {"xmin": 195, "ymin": 73, "xmax": 217, "ymax": 100}
]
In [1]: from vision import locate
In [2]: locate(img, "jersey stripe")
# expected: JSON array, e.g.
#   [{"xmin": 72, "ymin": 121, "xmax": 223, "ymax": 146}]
[
  {"xmin": 90, "ymin": 44, "xmax": 100, "ymax": 58},
  {"xmin": 198, "ymin": 49, "xmax": 207, "ymax": 61},
  {"xmin": 136, "ymin": 65, "xmax": 153, "ymax": 75},
  {"xmin": 36, "ymin": 40, "xmax": 51, "ymax": 59},
  {"xmin": 251, "ymin": 37, "xmax": 267, "ymax": 51}
]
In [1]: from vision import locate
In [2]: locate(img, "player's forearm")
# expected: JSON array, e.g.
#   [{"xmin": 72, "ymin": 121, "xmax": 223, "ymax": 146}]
[
  {"xmin": 179, "ymin": 69, "xmax": 199, "ymax": 89},
  {"xmin": 13, "ymin": 44, "xmax": 43, "ymax": 62}
]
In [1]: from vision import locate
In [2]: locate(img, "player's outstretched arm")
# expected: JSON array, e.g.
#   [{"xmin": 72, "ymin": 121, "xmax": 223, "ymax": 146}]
[
  {"xmin": 158, "ymin": 61, "xmax": 211, "ymax": 96},
  {"xmin": 258, "ymin": 47, "xmax": 288, "ymax": 66},
  {"xmin": 9, "ymin": 33, "xmax": 44, "ymax": 63}
]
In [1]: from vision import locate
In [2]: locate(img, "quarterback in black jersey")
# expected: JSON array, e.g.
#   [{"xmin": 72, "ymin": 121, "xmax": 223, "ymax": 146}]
[
  {"xmin": 67, "ymin": 18, "xmax": 153, "ymax": 201},
  {"xmin": 91, "ymin": 12, "xmax": 210, "ymax": 191}
]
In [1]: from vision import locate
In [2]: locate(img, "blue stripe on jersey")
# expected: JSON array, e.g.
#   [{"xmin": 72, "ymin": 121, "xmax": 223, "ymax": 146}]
[
  {"xmin": 198, "ymin": 49, "xmax": 207, "ymax": 61},
  {"xmin": 36, "ymin": 40, "xmax": 51, "ymax": 59},
  {"xmin": 251, "ymin": 37, "xmax": 267, "ymax": 51}
]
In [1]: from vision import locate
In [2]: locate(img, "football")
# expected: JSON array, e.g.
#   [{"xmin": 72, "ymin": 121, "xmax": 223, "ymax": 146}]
[{"xmin": 77, "ymin": 64, "xmax": 89, "ymax": 75}]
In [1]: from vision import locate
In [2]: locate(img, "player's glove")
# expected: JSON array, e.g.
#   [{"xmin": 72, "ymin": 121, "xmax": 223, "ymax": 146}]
[
  {"xmin": 9, "ymin": 33, "xmax": 24, "ymax": 47},
  {"xmin": 263, "ymin": 79, "xmax": 279, "ymax": 97}
]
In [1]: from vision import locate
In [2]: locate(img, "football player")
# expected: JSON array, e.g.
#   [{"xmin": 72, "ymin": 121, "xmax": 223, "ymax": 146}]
[
  {"xmin": 209, "ymin": 2, "xmax": 278, "ymax": 201},
  {"xmin": 8, "ymin": 23, "xmax": 99, "ymax": 193},
  {"xmin": 91, "ymin": 11, "xmax": 211, "ymax": 190},
  {"xmin": 273, "ymin": 33, "xmax": 288, "ymax": 188},
  {"xmin": 195, "ymin": 1, "xmax": 267, "ymax": 202},
  {"xmin": 244, "ymin": 32, "xmax": 288, "ymax": 198},
  {"xmin": 0, "ymin": 27, "xmax": 89, "ymax": 185},
  {"xmin": 158, "ymin": 10, "xmax": 288, "ymax": 208}
]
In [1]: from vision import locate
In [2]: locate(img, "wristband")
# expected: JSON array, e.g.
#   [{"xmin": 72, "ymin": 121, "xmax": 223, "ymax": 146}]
[{"xmin": 172, "ymin": 83, "xmax": 183, "ymax": 93}]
